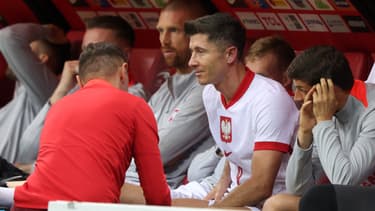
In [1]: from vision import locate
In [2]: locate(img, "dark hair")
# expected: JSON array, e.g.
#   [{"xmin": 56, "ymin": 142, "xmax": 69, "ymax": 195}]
[
  {"xmin": 85, "ymin": 15, "xmax": 135, "ymax": 48},
  {"xmin": 287, "ymin": 46, "xmax": 354, "ymax": 91},
  {"xmin": 36, "ymin": 39, "xmax": 71, "ymax": 75},
  {"xmin": 79, "ymin": 42, "xmax": 126, "ymax": 81},
  {"xmin": 184, "ymin": 13, "xmax": 246, "ymax": 60},
  {"xmin": 246, "ymin": 36, "xmax": 295, "ymax": 74},
  {"xmin": 163, "ymin": 0, "xmax": 217, "ymax": 18}
]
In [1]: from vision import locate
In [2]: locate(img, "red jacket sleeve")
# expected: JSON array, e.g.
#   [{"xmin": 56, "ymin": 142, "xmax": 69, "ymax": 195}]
[{"xmin": 132, "ymin": 101, "xmax": 171, "ymax": 206}]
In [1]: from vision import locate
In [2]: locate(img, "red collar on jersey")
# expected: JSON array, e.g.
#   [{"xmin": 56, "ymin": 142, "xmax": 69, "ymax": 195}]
[{"xmin": 221, "ymin": 67, "xmax": 255, "ymax": 109}]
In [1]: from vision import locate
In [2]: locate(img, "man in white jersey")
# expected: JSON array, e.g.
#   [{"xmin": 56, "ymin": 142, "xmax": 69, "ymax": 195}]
[
  {"xmin": 262, "ymin": 46, "xmax": 375, "ymax": 211},
  {"xmin": 182, "ymin": 13, "xmax": 298, "ymax": 210},
  {"xmin": 171, "ymin": 35, "xmax": 297, "ymax": 202}
]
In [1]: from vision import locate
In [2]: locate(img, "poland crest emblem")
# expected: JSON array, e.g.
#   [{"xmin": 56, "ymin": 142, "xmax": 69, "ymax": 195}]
[{"xmin": 220, "ymin": 116, "xmax": 232, "ymax": 143}]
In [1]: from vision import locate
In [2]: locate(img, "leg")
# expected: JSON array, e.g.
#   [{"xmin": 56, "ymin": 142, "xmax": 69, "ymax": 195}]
[
  {"xmin": 335, "ymin": 185, "xmax": 375, "ymax": 211},
  {"xmin": 299, "ymin": 184, "xmax": 337, "ymax": 211},
  {"xmin": 262, "ymin": 193, "xmax": 300, "ymax": 211},
  {"xmin": 119, "ymin": 183, "xmax": 145, "ymax": 204}
]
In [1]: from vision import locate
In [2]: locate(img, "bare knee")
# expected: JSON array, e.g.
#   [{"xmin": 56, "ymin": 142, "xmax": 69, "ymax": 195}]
[{"xmin": 263, "ymin": 194, "xmax": 300, "ymax": 211}]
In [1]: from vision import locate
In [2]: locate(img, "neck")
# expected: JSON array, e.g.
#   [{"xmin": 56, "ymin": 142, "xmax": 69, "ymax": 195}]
[
  {"xmin": 215, "ymin": 63, "xmax": 247, "ymax": 103},
  {"xmin": 336, "ymin": 91, "xmax": 350, "ymax": 112}
]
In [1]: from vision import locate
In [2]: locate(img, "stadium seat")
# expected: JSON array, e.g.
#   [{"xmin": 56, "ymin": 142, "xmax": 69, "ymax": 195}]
[
  {"xmin": 344, "ymin": 52, "xmax": 373, "ymax": 81},
  {"xmin": 128, "ymin": 48, "xmax": 168, "ymax": 96}
]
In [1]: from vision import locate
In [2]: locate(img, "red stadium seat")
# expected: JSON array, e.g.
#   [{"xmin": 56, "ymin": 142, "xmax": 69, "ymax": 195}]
[
  {"xmin": 128, "ymin": 48, "xmax": 168, "ymax": 96},
  {"xmin": 0, "ymin": 53, "xmax": 15, "ymax": 107},
  {"xmin": 67, "ymin": 31, "xmax": 169, "ymax": 97},
  {"xmin": 344, "ymin": 52, "xmax": 373, "ymax": 81}
]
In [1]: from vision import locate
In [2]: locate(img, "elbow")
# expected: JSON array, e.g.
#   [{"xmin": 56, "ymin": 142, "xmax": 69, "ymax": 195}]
[{"xmin": 255, "ymin": 183, "xmax": 274, "ymax": 201}]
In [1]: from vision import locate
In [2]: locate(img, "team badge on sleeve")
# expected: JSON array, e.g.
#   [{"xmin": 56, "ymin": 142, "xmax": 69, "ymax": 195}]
[{"xmin": 220, "ymin": 116, "xmax": 232, "ymax": 143}]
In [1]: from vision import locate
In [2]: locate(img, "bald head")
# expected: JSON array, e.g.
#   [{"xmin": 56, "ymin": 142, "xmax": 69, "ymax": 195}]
[{"xmin": 163, "ymin": 0, "xmax": 217, "ymax": 21}]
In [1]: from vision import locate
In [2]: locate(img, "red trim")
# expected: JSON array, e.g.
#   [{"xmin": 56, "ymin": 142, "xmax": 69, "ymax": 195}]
[
  {"xmin": 221, "ymin": 67, "xmax": 255, "ymax": 109},
  {"xmin": 350, "ymin": 79, "xmax": 368, "ymax": 108},
  {"xmin": 254, "ymin": 141, "xmax": 291, "ymax": 153}
]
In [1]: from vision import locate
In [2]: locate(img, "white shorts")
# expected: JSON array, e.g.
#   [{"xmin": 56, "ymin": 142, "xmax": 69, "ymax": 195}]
[{"xmin": 171, "ymin": 181, "xmax": 212, "ymax": 199}]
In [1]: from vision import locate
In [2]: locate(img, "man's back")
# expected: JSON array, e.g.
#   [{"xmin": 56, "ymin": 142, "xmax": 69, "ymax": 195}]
[{"xmin": 14, "ymin": 79, "xmax": 169, "ymax": 208}]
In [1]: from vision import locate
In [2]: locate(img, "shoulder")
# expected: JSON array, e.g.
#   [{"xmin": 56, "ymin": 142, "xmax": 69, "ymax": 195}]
[{"xmin": 250, "ymin": 75, "xmax": 293, "ymax": 104}]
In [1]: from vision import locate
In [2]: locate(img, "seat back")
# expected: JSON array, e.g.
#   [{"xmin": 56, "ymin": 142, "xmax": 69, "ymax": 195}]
[
  {"xmin": 128, "ymin": 48, "xmax": 168, "ymax": 96},
  {"xmin": 344, "ymin": 52, "xmax": 373, "ymax": 81}
]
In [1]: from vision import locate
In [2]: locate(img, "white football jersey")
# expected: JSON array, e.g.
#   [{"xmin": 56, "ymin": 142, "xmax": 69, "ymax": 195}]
[{"xmin": 203, "ymin": 70, "xmax": 298, "ymax": 192}]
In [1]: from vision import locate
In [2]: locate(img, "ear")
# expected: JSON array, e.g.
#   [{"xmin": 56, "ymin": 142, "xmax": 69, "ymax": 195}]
[
  {"xmin": 119, "ymin": 62, "xmax": 128, "ymax": 82},
  {"xmin": 225, "ymin": 46, "xmax": 238, "ymax": 64},
  {"xmin": 39, "ymin": 53, "xmax": 49, "ymax": 64},
  {"xmin": 76, "ymin": 75, "xmax": 84, "ymax": 88}
]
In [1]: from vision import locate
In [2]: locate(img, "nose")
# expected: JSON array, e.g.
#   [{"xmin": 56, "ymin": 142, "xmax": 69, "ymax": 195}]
[
  {"xmin": 188, "ymin": 52, "xmax": 198, "ymax": 68},
  {"xmin": 160, "ymin": 31, "xmax": 171, "ymax": 46}
]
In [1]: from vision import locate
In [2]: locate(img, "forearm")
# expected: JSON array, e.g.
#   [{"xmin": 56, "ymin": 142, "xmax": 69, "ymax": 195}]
[
  {"xmin": 0, "ymin": 23, "xmax": 48, "ymax": 46},
  {"xmin": 286, "ymin": 141, "xmax": 315, "ymax": 195},
  {"xmin": 214, "ymin": 178, "xmax": 272, "ymax": 207},
  {"xmin": 50, "ymin": 85, "xmax": 77, "ymax": 105}
]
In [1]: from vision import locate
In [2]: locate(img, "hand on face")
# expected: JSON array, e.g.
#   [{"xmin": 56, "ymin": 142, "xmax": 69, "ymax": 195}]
[
  {"xmin": 297, "ymin": 85, "xmax": 316, "ymax": 148},
  {"xmin": 299, "ymin": 85, "xmax": 317, "ymax": 133},
  {"xmin": 58, "ymin": 60, "xmax": 79, "ymax": 92},
  {"xmin": 312, "ymin": 78, "xmax": 337, "ymax": 123}
]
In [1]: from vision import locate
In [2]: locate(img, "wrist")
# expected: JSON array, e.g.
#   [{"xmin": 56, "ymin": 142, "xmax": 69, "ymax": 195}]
[
  {"xmin": 297, "ymin": 129, "xmax": 313, "ymax": 149},
  {"xmin": 316, "ymin": 116, "xmax": 332, "ymax": 123}
]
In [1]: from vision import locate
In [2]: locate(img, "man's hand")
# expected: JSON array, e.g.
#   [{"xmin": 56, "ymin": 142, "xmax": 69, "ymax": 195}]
[
  {"xmin": 312, "ymin": 78, "xmax": 337, "ymax": 123},
  {"xmin": 204, "ymin": 161, "xmax": 231, "ymax": 203},
  {"xmin": 49, "ymin": 60, "xmax": 79, "ymax": 105},
  {"xmin": 298, "ymin": 85, "xmax": 316, "ymax": 149}
]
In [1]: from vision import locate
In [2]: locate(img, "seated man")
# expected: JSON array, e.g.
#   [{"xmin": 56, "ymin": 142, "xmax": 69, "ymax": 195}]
[
  {"xmin": 178, "ymin": 13, "xmax": 298, "ymax": 210},
  {"xmin": 0, "ymin": 23, "xmax": 70, "ymax": 163},
  {"xmin": 172, "ymin": 35, "xmax": 296, "ymax": 201},
  {"xmin": 262, "ymin": 46, "xmax": 375, "ymax": 211},
  {"xmin": 15, "ymin": 15, "xmax": 146, "ymax": 166},
  {"xmin": 245, "ymin": 35, "xmax": 295, "ymax": 94},
  {"xmin": 121, "ymin": 0, "xmax": 217, "ymax": 204},
  {"xmin": 9, "ymin": 42, "xmax": 170, "ymax": 211}
]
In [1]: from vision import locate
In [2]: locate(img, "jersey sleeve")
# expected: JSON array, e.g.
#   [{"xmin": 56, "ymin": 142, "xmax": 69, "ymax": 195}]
[
  {"xmin": 253, "ymin": 91, "xmax": 298, "ymax": 152},
  {"xmin": 286, "ymin": 141, "xmax": 325, "ymax": 195},
  {"xmin": 132, "ymin": 100, "xmax": 171, "ymax": 206}
]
